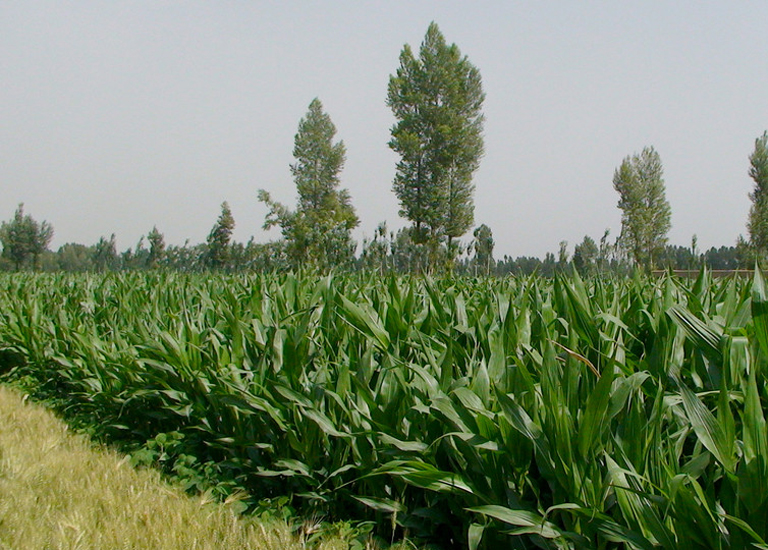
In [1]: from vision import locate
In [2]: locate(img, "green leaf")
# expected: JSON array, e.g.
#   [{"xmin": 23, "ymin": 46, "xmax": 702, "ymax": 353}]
[
  {"xmin": 466, "ymin": 505, "xmax": 561, "ymax": 539},
  {"xmin": 668, "ymin": 305, "xmax": 723, "ymax": 364},
  {"xmin": 378, "ymin": 433, "xmax": 428, "ymax": 453},
  {"xmin": 577, "ymin": 357, "xmax": 615, "ymax": 458},
  {"xmin": 352, "ymin": 496, "xmax": 406, "ymax": 514},
  {"xmin": 752, "ymin": 267, "xmax": 768, "ymax": 358},
  {"xmin": 339, "ymin": 296, "xmax": 390, "ymax": 350},
  {"xmin": 724, "ymin": 514, "xmax": 768, "ymax": 545},
  {"xmin": 468, "ymin": 523, "xmax": 485, "ymax": 550},
  {"xmin": 373, "ymin": 460, "xmax": 475, "ymax": 495},
  {"xmin": 303, "ymin": 407, "xmax": 348, "ymax": 439},
  {"xmin": 680, "ymin": 384, "xmax": 736, "ymax": 472}
]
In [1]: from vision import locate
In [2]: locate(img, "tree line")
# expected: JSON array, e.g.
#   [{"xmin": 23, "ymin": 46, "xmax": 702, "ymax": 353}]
[
  {"xmin": 0, "ymin": 201, "xmax": 753, "ymax": 276},
  {"xmin": 3, "ymin": 23, "xmax": 768, "ymax": 275}
]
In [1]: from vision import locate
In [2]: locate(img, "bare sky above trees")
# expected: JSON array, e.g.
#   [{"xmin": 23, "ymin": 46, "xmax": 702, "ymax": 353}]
[{"xmin": 2, "ymin": 2, "xmax": 767, "ymax": 259}]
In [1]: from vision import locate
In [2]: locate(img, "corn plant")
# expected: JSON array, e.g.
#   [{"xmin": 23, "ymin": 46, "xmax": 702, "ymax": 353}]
[{"xmin": 1, "ymin": 269, "xmax": 767, "ymax": 549}]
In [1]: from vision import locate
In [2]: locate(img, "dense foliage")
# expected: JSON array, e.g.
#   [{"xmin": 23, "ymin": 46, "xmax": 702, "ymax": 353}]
[
  {"xmin": 259, "ymin": 98, "xmax": 358, "ymax": 271},
  {"xmin": 388, "ymin": 22, "xmax": 485, "ymax": 265},
  {"xmin": 0, "ymin": 203, "xmax": 53, "ymax": 270},
  {"xmin": 1, "ymin": 271, "xmax": 768, "ymax": 549},
  {"xmin": 748, "ymin": 132, "xmax": 768, "ymax": 256},
  {"xmin": 613, "ymin": 147, "xmax": 672, "ymax": 271},
  {"xmin": 203, "ymin": 202, "xmax": 236, "ymax": 270}
]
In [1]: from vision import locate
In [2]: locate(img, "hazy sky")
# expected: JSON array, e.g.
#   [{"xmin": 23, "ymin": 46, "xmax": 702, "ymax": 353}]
[{"xmin": 2, "ymin": 2, "xmax": 767, "ymax": 259}]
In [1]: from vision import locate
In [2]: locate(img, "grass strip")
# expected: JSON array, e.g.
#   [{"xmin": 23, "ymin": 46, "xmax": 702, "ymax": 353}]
[{"xmin": 0, "ymin": 385, "xmax": 347, "ymax": 550}]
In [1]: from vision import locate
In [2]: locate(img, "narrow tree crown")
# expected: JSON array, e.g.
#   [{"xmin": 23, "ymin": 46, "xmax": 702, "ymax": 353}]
[
  {"xmin": 573, "ymin": 235, "xmax": 599, "ymax": 275},
  {"xmin": 387, "ymin": 22, "xmax": 484, "ymax": 254},
  {"xmin": 147, "ymin": 226, "xmax": 165, "ymax": 267},
  {"xmin": 472, "ymin": 224, "xmax": 494, "ymax": 257},
  {"xmin": 259, "ymin": 99, "xmax": 358, "ymax": 270},
  {"xmin": 748, "ymin": 131, "xmax": 768, "ymax": 253},
  {"xmin": 613, "ymin": 146, "xmax": 672, "ymax": 270},
  {"xmin": 205, "ymin": 202, "xmax": 235, "ymax": 269},
  {"xmin": 749, "ymin": 132, "xmax": 768, "ymax": 196},
  {"xmin": 472, "ymin": 223, "xmax": 494, "ymax": 274},
  {"xmin": 209, "ymin": 202, "xmax": 235, "ymax": 244},
  {"xmin": 291, "ymin": 98, "xmax": 353, "ymax": 226}
]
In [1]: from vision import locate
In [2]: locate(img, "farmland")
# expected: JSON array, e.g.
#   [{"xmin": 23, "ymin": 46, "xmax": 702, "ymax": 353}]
[
  {"xmin": 1, "ymin": 271, "xmax": 767, "ymax": 549},
  {"xmin": 0, "ymin": 384, "xmax": 350, "ymax": 550}
]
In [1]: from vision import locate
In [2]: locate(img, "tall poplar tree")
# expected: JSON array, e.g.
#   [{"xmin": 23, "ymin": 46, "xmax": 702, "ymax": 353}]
[
  {"xmin": 387, "ymin": 22, "xmax": 484, "ymax": 267},
  {"xmin": 92, "ymin": 234, "xmax": 118, "ymax": 271},
  {"xmin": 573, "ymin": 235, "xmax": 598, "ymax": 275},
  {"xmin": 472, "ymin": 223, "xmax": 494, "ymax": 275},
  {"xmin": 747, "ymin": 131, "xmax": 768, "ymax": 256},
  {"xmin": 613, "ymin": 146, "xmax": 672, "ymax": 271},
  {"xmin": 147, "ymin": 226, "xmax": 166, "ymax": 268},
  {"xmin": 259, "ymin": 98, "xmax": 358, "ymax": 270},
  {"xmin": 204, "ymin": 202, "xmax": 235, "ymax": 270}
]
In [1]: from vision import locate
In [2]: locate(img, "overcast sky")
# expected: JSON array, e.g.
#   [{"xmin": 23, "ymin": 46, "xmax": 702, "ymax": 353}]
[{"xmin": 2, "ymin": 2, "xmax": 767, "ymax": 259}]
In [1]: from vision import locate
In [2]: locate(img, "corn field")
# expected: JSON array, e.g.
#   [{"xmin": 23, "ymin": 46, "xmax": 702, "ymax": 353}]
[{"xmin": 1, "ymin": 270, "xmax": 767, "ymax": 549}]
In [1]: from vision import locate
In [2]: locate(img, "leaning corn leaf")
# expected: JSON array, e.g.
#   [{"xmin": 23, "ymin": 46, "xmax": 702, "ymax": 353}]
[
  {"xmin": 468, "ymin": 523, "xmax": 485, "ymax": 550},
  {"xmin": 680, "ymin": 384, "xmax": 736, "ymax": 472},
  {"xmin": 752, "ymin": 266, "xmax": 768, "ymax": 358},
  {"xmin": 339, "ymin": 295, "xmax": 390, "ymax": 350},
  {"xmin": 466, "ymin": 505, "xmax": 561, "ymax": 539},
  {"xmin": 352, "ymin": 496, "xmax": 406, "ymax": 514}
]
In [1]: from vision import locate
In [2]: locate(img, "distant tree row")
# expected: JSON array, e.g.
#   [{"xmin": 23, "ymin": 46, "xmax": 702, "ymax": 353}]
[
  {"xmin": 3, "ymin": 129, "xmax": 764, "ymax": 275},
  {"xmin": 2, "ymin": 23, "xmax": 766, "ymax": 275},
  {"xmin": 0, "ymin": 211, "xmax": 749, "ymax": 275}
]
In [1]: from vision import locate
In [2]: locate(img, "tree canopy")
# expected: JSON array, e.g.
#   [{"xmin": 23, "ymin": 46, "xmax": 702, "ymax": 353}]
[
  {"xmin": 0, "ymin": 204, "xmax": 53, "ymax": 270},
  {"xmin": 260, "ymin": 98, "xmax": 358, "ymax": 271},
  {"xmin": 204, "ymin": 202, "xmax": 235, "ymax": 270},
  {"xmin": 573, "ymin": 235, "xmax": 598, "ymax": 275},
  {"xmin": 613, "ymin": 146, "xmax": 672, "ymax": 271},
  {"xmin": 387, "ymin": 22, "xmax": 484, "ymax": 268},
  {"xmin": 748, "ymin": 131, "xmax": 768, "ymax": 256},
  {"xmin": 147, "ymin": 226, "xmax": 166, "ymax": 269},
  {"xmin": 472, "ymin": 223, "xmax": 494, "ymax": 275}
]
